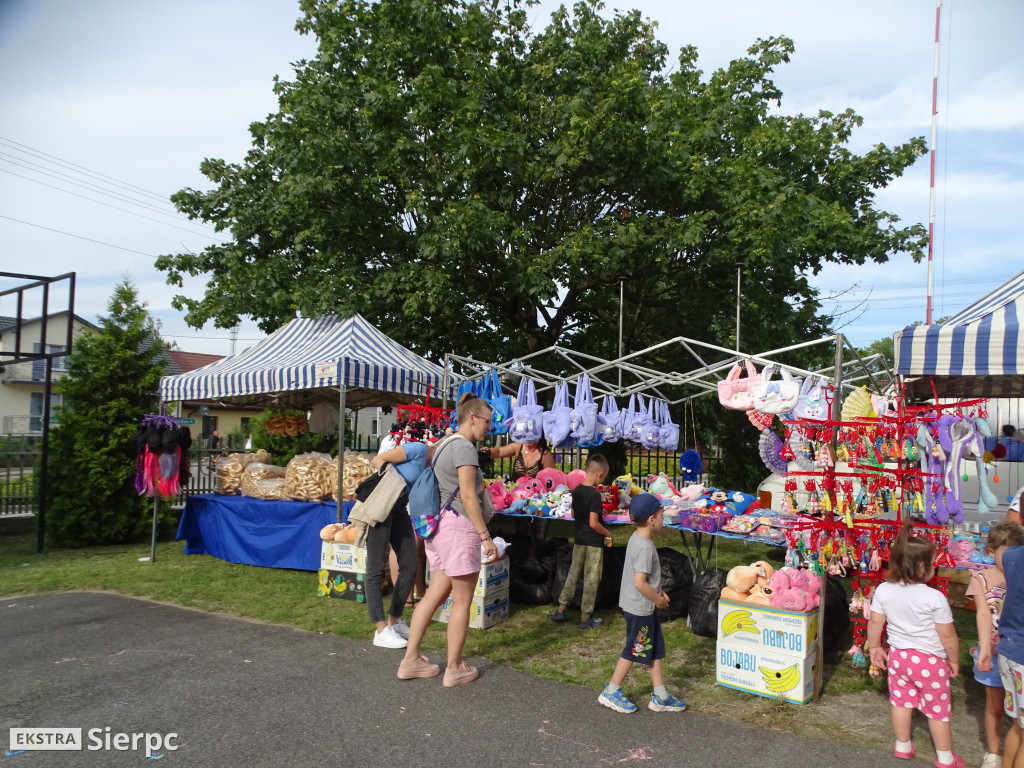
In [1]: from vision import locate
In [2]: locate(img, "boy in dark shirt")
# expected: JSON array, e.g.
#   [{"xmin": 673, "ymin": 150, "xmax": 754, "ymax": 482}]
[{"xmin": 550, "ymin": 455, "xmax": 611, "ymax": 629}]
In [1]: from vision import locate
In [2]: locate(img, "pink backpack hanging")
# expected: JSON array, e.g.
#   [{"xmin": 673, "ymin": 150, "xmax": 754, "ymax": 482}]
[{"xmin": 717, "ymin": 360, "xmax": 759, "ymax": 411}]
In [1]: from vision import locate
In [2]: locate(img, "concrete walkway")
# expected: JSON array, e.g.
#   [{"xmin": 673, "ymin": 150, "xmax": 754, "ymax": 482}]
[{"xmin": 2, "ymin": 592, "xmax": 905, "ymax": 767}]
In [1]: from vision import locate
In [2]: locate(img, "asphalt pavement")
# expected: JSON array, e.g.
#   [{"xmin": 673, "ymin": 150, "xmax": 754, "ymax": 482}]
[{"xmin": 1, "ymin": 592, "xmax": 905, "ymax": 767}]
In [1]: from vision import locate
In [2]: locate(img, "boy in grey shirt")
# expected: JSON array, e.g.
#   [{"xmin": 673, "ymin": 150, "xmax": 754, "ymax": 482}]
[{"xmin": 598, "ymin": 493, "xmax": 687, "ymax": 714}]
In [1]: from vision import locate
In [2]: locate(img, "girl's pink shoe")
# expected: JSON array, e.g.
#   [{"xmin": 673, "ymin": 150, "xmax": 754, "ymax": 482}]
[{"xmin": 894, "ymin": 744, "xmax": 915, "ymax": 760}]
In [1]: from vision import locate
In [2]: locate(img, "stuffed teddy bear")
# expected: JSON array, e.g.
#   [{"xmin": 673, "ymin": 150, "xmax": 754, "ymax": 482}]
[
  {"xmin": 535, "ymin": 467, "xmax": 568, "ymax": 493},
  {"xmin": 724, "ymin": 560, "xmax": 775, "ymax": 597}
]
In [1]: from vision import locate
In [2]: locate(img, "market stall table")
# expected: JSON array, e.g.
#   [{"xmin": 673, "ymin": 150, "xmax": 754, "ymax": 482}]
[{"xmin": 177, "ymin": 494, "xmax": 354, "ymax": 571}]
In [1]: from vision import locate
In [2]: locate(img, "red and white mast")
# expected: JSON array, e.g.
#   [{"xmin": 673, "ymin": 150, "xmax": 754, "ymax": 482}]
[{"xmin": 926, "ymin": 0, "xmax": 941, "ymax": 325}]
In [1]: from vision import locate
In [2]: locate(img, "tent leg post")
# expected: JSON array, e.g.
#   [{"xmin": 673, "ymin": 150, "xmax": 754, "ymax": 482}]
[
  {"xmin": 336, "ymin": 364, "xmax": 346, "ymax": 524},
  {"xmin": 150, "ymin": 496, "xmax": 159, "ymax": 563}
]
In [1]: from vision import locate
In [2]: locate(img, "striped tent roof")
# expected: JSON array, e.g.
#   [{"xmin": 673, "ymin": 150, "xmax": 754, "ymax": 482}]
[
  {"xmin": 159, "ymin": 314, "xmax": 454, "ymax": 409},
  {"xmin": 894, "ymin": 269, "xmax": 1024, "ymax": 398}
]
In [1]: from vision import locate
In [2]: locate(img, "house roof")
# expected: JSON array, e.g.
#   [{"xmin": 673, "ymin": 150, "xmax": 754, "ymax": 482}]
[{"xmin": 166, "ymin": 350, "xmax": 224, "ymax": 373}]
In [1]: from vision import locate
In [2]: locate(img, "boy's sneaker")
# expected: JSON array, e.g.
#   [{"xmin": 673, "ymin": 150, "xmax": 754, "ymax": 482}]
[
  {"xmin": 391, "ymin": 619, "xmax": 411, "ymax": 640},
  {"xmin": 598, "ymin": 685, "xmax": 637, "ymax": 714},
  {"xmin": 648, "ymin": 692, "xmax": 687, "ymax": 712},
  {"xmin": 980, "ymin": 754, "xmax": 1000, "ymax": 768},
  {"xmin": 580, "ymin": 617, "xmax": 604, "ymax": 630},
  {"xmin": 549, "ymin": 610, "xmax": 567, "ymax": 623},
  {"xmin": 373, "ymin": 625, "xmax": 408, "ymax": 649}
]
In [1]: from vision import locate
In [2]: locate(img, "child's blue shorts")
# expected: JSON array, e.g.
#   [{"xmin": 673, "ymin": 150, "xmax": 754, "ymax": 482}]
[{"xmin": 620, "ymin": 610, "xmax": 665, "ymax": 667}]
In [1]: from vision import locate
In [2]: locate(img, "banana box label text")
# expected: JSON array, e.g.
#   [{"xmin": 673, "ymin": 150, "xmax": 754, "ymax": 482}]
[
  {"xmin": 717, "ymin": 600, "xmax": 818, "ymax": 658},
  {"xmin": 715, "ymin": 639, "xmax": 817, "ymax": 705}
]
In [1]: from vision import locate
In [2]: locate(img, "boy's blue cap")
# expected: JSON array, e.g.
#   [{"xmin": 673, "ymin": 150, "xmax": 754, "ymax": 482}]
[{"xmin": 629, "ymin": 492, "xmax": 661, "ymax": 522}]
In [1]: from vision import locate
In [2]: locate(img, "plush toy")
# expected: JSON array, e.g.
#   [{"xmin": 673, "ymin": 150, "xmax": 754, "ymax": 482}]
[
  {"xmin": 725, "ymin": 561, "xmax": 774, "ymax": 595},
  {"xmin": 566, "ymin": 469, "xmax": 586, "ymax": 490},
  {"xmin": 772, "ymin": 589, "xmax": 809, "ymax": 611},
  {"xmin": 677, "ymin": 483, "xmax": 705, "ymax": 501},
  {"xmin": 334, "ymin": 524, "xmax": 358, "ymax": 544},
  {"xmin": 746, "ymin": 583, "xmax": 774, "ymax": 605},
  {"xmin": 536, "ymin": 467, "xmax": 568, "ymax": 493},
  {"xmin": 704, "ymin": 489, "xmax": 730, "ymax": 514},
  {"xmin": 549, "ymin": 493, "xmax": 573, "ymax": 518},
  {"xmin": 647, "ymin": 473, "xmax": 679, "ymax": 498},
  {"xmin": 512, "ymin": 476, "xmax": 543, "ymax": 500},
  {"xmin": 614, "ymin": 473, "xmax": 641, "ymax": 499},
  {"xmin": 487, "ymin": 480, "xmax": 512, "ymax": 511},
  {"xmin": 720, "ymin": 586, "xmax": 752, "ymax": 603},
  {"xmin": 320, "ymin": 523, "xmax": 340, "ymax": 542},
  {"xmin": 598, "ymin": 484, "xmax": 620, "ymax": 511},
  {"xmin": 768, "ymin": 567, "xmax": 793, "ymax": 592}
]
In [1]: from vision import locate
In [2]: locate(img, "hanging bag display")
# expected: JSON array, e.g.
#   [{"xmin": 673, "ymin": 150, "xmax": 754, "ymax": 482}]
[
  {"xmin": 618, "ymin": 393, "xmax": 638, "ymax": 439},
  {"xmin": 542, "ymin": 382, "xmax": 573, "ymax": 447},
  {"xmin": 640, "ymin": 397, "xmax": 662, "ymax": 450},
  {"xmin": 506, "ymin": 377, "xmax": 544, "ymax": 443},
  {"xmin": 483, "ymin": 369, "xmax": 512, "ymax": 435},
  {"xmin": 791, "ymin": 375, "xmax": 832, "ymax": 422},
  {"xmin": 717, "ymin": 360, "xmax": 759, "ymax": 411},
  {"xmin": 751, "ymin": 365, "xmax": 801, "ymax": 415},
  {"xmin": 658, "ymin": 400, "xmax": 679, "ymax": 452},
  {"xmin": 626, "ymin": 394, "xmax": 651, "ymax": 443},
  {"xmin": 596, "ymin": 395, "xmax": 622, "ymax": 442},
  {"xmin": 570, "ymin": 373, "xmax": 599, "ymax": 444}
]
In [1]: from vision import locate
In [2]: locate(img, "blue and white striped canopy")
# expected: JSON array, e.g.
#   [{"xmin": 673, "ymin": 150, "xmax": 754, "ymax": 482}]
[
  {"xmin": 894, "ymin": 269, "xmax": 1024, "ymax": 397},
  {"xmin": 160, "ymin": 314, "xmax": 454, "ymax": 407}
]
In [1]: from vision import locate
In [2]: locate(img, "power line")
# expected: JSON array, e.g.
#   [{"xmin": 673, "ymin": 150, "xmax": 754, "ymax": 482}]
[
  {"xmin": 0, "ymin": 213, "xmax": 158, "ymax": 258},
  {"xmin": 0, "ymin": 167, "xmax": 221, "ymax": 240},
  {"xmin": 0, "ymin": 153, "xmax": 213, "ymax": 228},
  {"xmin": 0, "ymin": 135, "xmax": 174, "ymax": 205}
]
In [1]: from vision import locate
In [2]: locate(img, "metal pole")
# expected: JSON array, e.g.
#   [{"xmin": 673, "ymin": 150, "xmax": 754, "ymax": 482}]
[
  {"xmin": 735, "ymin": 261, "xmax": 742, "ymax": 352},
  {"xmin": 37, "ymin": 357, "xmax": 53, "ymax": 553},
  {"xmin": 618, "ymin": 278, "xmax": 624, "ymax": 390},
  {"xmin": 336, "ymin": 358, "xmax": 346, "ymax": 523},
  {"xmin": 926, "ymin": 0, "xmax": 941, "ymax": 324}
]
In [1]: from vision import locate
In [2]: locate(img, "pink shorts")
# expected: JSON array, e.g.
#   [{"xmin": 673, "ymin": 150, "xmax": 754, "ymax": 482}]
[
  {"xmin": 887, "ymin": 648, "xmax": 952, "ymax": 722},
  {"xmin": 424, "ymin": 508, "xmax": 482, "ymax": 578}
]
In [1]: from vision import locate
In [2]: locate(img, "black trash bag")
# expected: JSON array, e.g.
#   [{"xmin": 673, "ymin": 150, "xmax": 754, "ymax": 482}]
[
  {"xmin": 686, "ymin": 568, "xmax": 727, "ymax": 637},
  {"xmin": 510, "ymin": 575, "xmax": 552, "ymax": 605},
  {"xmin": 594, "ymin": 545, "xmax": 626, "ymax": 609},
  {"xmin": 657, "ymin": 547, "xmax": 695, "ymax": 620},
  {"xmin": 822, "ymin": 575, "xmax": 851, "ymax": 653},
  {"xmin": 511, "ymin": 553, "xmax": 548, "ymax": 585}
]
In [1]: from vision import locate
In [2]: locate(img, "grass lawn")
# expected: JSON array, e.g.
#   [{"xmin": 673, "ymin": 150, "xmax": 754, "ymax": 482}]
[{"xmin": 0, "ymin": 516, "xmax": 992, "ymax": 761}]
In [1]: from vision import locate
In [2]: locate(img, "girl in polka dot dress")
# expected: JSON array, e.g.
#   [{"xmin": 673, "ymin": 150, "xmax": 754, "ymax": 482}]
[{"xmin": 868, "ymin": 523, "xmax": 963, "ymax": 768}]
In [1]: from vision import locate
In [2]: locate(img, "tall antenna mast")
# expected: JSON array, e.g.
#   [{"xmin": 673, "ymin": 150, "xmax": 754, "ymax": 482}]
[{"xmin": 926, "ymin": 0, "xmax": 942, "ymax": 325}]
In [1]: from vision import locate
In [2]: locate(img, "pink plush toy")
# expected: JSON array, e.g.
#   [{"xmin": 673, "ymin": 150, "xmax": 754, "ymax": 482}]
[
  {"xmin": 768, "ymin": 568, "xmax": 793, "ymax": 592},
  {"xmin": 772, "ymin": 589, "xmax": 808, "ymax": 611},
  {"xmin": 565, "ymin": 469, "xmax": 586, "ymax": 490},
  {"xmin": 512, "ymin": 476, "xmax": 543, "ymax": 500},
  {"xmin": 535, "ymin": 467, "xmax": 568, "ymax": 493},
  {"xmin": 487, "ymin": 481, "xmax": 511, "ymax": 511},
  {"xmin": 677, "ymin": 483, "xmax": 705, "ymax": 501}
]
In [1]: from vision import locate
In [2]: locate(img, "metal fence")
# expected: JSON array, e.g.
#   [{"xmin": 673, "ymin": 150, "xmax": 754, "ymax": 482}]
[{"xmin": 0, "ymin": 435, "xmax": 711, "ymax": 518}]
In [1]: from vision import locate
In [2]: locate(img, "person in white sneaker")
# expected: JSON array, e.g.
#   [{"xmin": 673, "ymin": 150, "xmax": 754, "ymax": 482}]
[{"xmin": 367, "ymin": 441, "xmax": 429, "ymax": 649}]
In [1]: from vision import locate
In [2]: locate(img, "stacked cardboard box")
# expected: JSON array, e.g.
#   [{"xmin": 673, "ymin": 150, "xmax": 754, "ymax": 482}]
[
  {"xmin": 318, "ymin": 542, "xmax": 367, "ymax": 602},
  {"xmin": 715, "ymin": 597, "xmax": 819, "ymax": 705},
  {"xmin": 427, "ymin": 557, "xmax": 510, "ymax": 629}
]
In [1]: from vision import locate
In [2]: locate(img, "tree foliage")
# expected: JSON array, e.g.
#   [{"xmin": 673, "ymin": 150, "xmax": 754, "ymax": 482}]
[
  {"xmin": 158, "ymin": 0, "xmax": 926, "ymax": 365},
  {"xmin": 44, "ymin": 280, "xmax": 169, "ymax": 547},
  {"xmin": 156, "ymin": 0, "xmax": 928, "ymax": 489}
]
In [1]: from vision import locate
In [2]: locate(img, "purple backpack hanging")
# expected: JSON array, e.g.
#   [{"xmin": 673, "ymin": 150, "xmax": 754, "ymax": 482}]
[
  {"xmin": 626, "ymin": 394, "xmax": 651, "ymax": 443},
  {"xmin": 542, "ymin": 382, "xmax": 573, "ymax": 447},
  {"xmin": 596, "ymin": 395, "xmax": 621, "ymax": 442},
  {"xmin": 506, "ymin": 377, "xmax": 544, "ymax": 443},
  {"xmin": 640, "ymin": 396, "xmax": 662, "ymax": 450},
  {"xmin": 570, "ymin": 373, "xmax": 599, "ymax": 444},
  {"xmin": 658, "ymin": 401, "xmax": 680, "ymax": 451}
]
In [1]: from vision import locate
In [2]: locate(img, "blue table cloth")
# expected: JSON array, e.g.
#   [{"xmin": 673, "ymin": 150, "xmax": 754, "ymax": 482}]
[{"xmin": 176, "ymin": 494, "xmax": 354, "ymax": 571}]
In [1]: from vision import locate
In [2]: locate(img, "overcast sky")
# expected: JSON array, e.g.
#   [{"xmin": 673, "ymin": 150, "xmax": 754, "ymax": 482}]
[{"xmin": 1, "ymin": 0, "xmax": 1021, "ymax": 357}]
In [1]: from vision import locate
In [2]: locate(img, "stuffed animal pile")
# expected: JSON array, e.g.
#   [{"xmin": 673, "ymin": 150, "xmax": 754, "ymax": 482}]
[{"xmin": 721, "ymin": 561, "xmax": 820, "ymax": 612}]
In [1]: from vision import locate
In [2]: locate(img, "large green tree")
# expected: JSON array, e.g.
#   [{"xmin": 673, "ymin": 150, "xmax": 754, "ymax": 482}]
[
  {"xmin": 44, "ymin": 280, "xmax": 168, "ymax": 546},
  {"xmin": 157, "ymin": 0, "xmax": 926, "ymax": 365}
]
